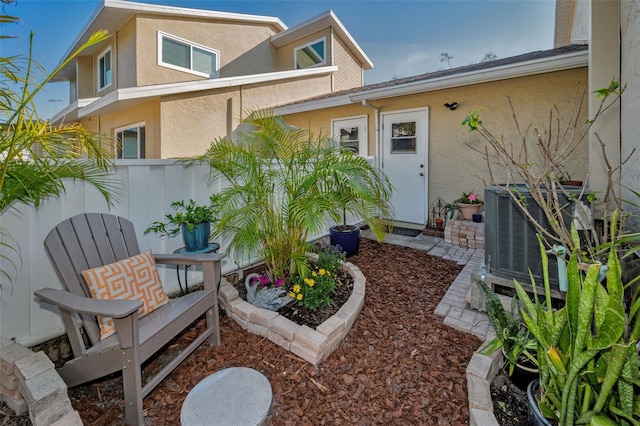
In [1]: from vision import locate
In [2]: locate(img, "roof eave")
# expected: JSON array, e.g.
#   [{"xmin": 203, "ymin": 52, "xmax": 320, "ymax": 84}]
[
  {"xmin": 349, "ymin": 49, "xmax": 588, "ymax": 102},
  {"xmin": 51, "ymin": 0, "xmax": 287, "ymax": 82},
  {"xmin": 77, "ymin": 66, "xmax": 338, "ymax": 118}
]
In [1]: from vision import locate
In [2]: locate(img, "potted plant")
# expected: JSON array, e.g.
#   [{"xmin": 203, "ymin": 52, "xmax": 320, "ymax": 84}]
[
  {"xmin": 190, "ymin": 110, "xmax": 393, "ymax": 292},
  {"xmin": 555, "ymin": 164, "xmax": 583, "ymax": 187},
  {"xmin": 144, "ymin": 197, "xmax": 218, "ymax": 252},
  {"xmin": 514, "ymin": 218, "xmax": 640, "ymax": 426},
  {"xmin": 479, "ymin": 281, "xmax": 538, "ymax": 391},
  {"xmin": 453, "ymin": 190, "xmax": 484, "ymax": 220}
]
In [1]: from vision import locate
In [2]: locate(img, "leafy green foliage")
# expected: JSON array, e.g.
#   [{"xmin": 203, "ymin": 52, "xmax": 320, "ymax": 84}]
[
  {"xmin": 0, "ymin": 2, "xmax": 119, "ymax": 292},
  {"xmin": 144, "ymin": 197, "xmax": 218, "ymax": 237},
  {"xmin": 288, "ymin": 246, "xmax": 345, "ymax": 311},
  {"xmin": 191, "ymin": 110, "xmax": 394, "ymax": 281},
  {"xmin": 514, "ymin": 216, "xmax": 640, "ymax": 426},
  {"xmin": 479, "ymin": 280, "xmax": 537, "ymax": 375}
]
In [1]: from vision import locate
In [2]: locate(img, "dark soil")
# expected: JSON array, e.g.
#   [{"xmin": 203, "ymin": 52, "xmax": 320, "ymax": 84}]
[
  {"xmin": 2, "ymin": 238, "xmax": 486, "ymax": 425},
  {"xmin": 236, "ymin": 269, "xmax": 354, "ymax": 329},
  {"xmin": 491, "ymin": 371, "xmax": 529, "ymax": 425}
]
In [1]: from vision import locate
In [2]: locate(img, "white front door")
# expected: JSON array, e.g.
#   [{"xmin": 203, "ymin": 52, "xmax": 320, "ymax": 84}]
[{"xmin": 382, "ymin": 109, "xmax": 428, "ymax": 225}]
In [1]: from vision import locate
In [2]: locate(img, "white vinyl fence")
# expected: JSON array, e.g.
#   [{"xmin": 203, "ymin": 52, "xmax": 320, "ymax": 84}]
[
  {"xmin": 0, "ymin": 157, "xmax": 367, "ymax": 346},
  {"xmin": 0, "ymin": 161, "xmax": 248, "ymax": 346}
]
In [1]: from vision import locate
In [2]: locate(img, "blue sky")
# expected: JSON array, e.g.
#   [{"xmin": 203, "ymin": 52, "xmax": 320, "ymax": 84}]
[{"xmin": 1, "ymin": 0, "xmax": 556, "ymax": 119}]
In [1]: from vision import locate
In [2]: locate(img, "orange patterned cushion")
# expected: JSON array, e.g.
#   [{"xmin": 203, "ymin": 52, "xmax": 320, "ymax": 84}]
[{"xmin": 81, "ymin": 250, "xmax": 169, "ymax": 339}]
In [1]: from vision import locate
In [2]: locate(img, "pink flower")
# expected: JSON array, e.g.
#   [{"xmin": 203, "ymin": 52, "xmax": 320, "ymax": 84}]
[
  {"xmin": 259, "ymin": 275, "xmax": 270, "ymax": 285},
  {"xmin": 275, "ymin": 277, "xmax": 285, "ymax": 288},
  {"xmin": 468, "ymin": 193, "xmax": 477, "ymax": 202}
]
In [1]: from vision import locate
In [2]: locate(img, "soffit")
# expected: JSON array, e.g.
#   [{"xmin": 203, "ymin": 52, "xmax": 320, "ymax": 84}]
[{"xmin": 53, "ymin": 66, "xmax": 338, "ymax": 121}]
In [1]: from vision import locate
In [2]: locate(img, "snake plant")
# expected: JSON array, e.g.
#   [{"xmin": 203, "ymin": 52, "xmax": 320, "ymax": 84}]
[{"xmin": 514, "ymin": 212, "xmax": 640, "ymax": 426}]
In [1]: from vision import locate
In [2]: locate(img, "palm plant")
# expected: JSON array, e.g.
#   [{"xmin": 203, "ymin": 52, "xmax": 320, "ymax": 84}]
[
  {"xmin": 192, "ymin": 110, "xmax": 393, "ymax": 281},
  {"xmin": 1, "ymin": 2, "xmax": 120, "ymax": 290}
]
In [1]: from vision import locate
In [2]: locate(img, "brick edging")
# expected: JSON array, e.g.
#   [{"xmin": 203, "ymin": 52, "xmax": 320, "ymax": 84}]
[
  {"xmin": 466, "ymin": 347, "xmax": 503, "ymax": 426},
  {"xmin": 0, "ymin": 336, "xmax": 82, "ymax": 425},
  {"xmin": 218, "ymin": 262, "xmax": 365, "ymax": 365}
]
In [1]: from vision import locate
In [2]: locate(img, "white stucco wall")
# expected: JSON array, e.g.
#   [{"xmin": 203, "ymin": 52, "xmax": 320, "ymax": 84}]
[{"xmin": 620, "ymin": 1, "xmax": 640, "ymax": 216}]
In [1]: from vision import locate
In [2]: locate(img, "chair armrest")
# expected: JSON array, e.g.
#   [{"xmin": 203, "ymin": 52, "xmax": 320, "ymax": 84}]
[
  {"xmin": 154, "ymin": 252, "xmax": 226, "ymax": 266},
  {"xmin": 35, "ymin": 288, "xmax": 142, "ymax": 318}
]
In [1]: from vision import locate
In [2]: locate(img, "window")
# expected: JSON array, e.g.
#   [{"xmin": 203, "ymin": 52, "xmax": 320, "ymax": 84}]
[
  {"xmin": 295, "ymin": 38, "xmax": 326, "ymax": 69},
  {"xmin": 97, "ymin": 47, "xmax": 112, "ymax": 91},
  {"xmin": 158, "ymin": 32, "xmax": 218, "ymax": 77},
  {"xmin": 390, "ymin": 122, "xmax": 417, "ymax": 153},
  {"xmin": 332, "ymin": 116, "xmax": 367, "ymax": 156},
  {"xmin": 115, "ymin": 124, "xmax": 145, "ymax": 159}
]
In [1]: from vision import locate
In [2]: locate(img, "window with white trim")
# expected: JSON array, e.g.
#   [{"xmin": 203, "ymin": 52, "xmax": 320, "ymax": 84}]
[
  {"xmin": 115, "ymin": 124, "xmax": 145, "ymax": 159},
  {"xmin": 295, "ymin": 37, "xmax": 326, "ymax": 69},
  {"xmin": 97, "ymin": 47, "xmax": 112, "ymax": 91},
  {"xmin": 158, "ymin": 31, "xmax": 219, "ymax": 77},
  {"xmin": 332, "ymin": 116, "xmax": 367, "ymax": 156}
]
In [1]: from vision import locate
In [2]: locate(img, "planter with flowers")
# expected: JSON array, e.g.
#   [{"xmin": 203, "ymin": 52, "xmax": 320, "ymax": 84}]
[{"xmin": 454, "ymin": 191, "xmax": 484, "ymax": 220}]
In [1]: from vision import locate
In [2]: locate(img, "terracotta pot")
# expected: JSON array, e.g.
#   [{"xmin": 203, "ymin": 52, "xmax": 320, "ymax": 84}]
[
  {"xmin": 458, "ymin": 203, "xmax": 483, "ymax": 220},
  {"xmin": 435, "ymin": 218, "xmax": 444, "ymax": 228}
]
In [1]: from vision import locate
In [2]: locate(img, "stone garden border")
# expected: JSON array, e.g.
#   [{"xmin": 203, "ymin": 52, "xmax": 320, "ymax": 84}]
[
  {"xmin": 218, "ymin": 262, "xmax": 365, "ymax": 365},
  {"xmin": 466, "ymin": 346, "xmax": 503, "ymax": 426}
]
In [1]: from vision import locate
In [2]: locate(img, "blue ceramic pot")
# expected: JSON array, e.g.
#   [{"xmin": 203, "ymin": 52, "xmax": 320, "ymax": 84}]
[
  {"xmin": 329, "ymin": 225, "xmax": 360, "ymax": 257},
  {"xmin": 181, "ymin": 222, "xmax": 211, "ymax": 252},
  {"xmin": 527, "ymin": 379, "xmax": 552, "ymax": 426}
]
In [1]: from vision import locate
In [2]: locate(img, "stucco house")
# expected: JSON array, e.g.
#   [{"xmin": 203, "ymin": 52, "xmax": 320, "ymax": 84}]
[
  {"xmin": 276, "ymin": 45, "xmax": 590, "ymax": 226},
  {"xmin": 52, "ymin": 0, "xmax": 373, "ymax": 159},
  {"xmin": 1, "ymin": 0, "xmax": 637, "ymax": 348}
]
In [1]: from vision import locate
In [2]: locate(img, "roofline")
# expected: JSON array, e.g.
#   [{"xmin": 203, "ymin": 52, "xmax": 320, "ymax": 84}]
[
  {"xmin": 270, "ymin": 10, "xmax": 373, "ymax": 70},
  {"xmin": 68, "ymin": 66, "xmax": 338, "ymax": 119},
  {"xmin": 56, "ymin": 0, "xmax": 287, "ymax": 70},
  {"xmin": 274, "ymin": 49, "xmax": 588, "ymax": 115}
]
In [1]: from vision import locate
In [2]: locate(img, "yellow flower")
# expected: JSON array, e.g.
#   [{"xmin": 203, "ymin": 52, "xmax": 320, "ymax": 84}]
[
  {"xmin": 304, "ymin": 278, "xmax": 315, "ymax": 286},
  {"xmin": 296, "ymin": 293, "xmax": 303, "ymax": 301},
  {"xmin": 288, "ymin": 292, "xmax": 295, "ymax": 298},
  {"xmin": 319, "ymin": 269, "xmax": 326, "ymax": 276},
  {"xmin": 312, "ymin": 271, "xmax": 317, "ymax": 277},
  {"xmin": 293, "ymin": 284, "xmax": 301, "ymax": 293}
]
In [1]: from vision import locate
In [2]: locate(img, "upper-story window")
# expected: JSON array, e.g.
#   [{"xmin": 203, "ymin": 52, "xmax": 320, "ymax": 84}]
[
  {"xmin": 158, "ymin": 31, "xmax": 219, "ymax": 78},
  {"xmin": 295, "ymin": 37, "xmax": 326, "ymax": 69},
  {"xmin": 115, "ymin": 123, "xmax": 145, "ymax": 159},
  {"xmin": 97, "ymin": 47, "xmax": 112, "ymax": 91}
]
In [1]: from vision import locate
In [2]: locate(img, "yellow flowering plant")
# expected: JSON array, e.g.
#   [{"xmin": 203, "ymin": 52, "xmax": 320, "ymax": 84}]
[{"xmin": 289, "ymin": 246, "xmax": 345, "ymax": 311}]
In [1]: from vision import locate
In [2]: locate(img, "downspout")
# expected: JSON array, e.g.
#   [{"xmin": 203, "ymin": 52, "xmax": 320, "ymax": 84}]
[{"xmin": 361, "ymin": 100, "xmax": 381, "ymax": 168}]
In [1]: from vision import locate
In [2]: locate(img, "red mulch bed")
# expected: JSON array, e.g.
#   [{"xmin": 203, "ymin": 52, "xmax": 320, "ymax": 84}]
[{"xmin": 3, "ymin": 238, "xmax": 482, "ymax": 425}]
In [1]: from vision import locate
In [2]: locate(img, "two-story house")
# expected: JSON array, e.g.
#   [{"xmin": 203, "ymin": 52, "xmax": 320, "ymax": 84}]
[{"xmin": 52, "ymin": 0, "xmax": 372, "ymax": 159}]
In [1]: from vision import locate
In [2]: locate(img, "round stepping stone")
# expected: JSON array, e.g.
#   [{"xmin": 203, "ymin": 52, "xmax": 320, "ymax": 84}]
[{"xmin": 181, "ymin": 367, "xmax": 272, "ymax": 425}]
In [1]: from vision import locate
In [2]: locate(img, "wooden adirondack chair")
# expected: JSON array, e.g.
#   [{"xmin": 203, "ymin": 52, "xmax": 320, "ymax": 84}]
[{"xmin": 34, "ymin": 213, "xmax": 225, "ymax": 425}]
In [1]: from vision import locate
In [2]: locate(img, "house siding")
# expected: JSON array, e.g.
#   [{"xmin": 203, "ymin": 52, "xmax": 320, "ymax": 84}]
[
  {"xmin": 76, "ymin": 56, "xmax": 94, "ymax": 100},
  {"xmin": 282, "ymin": 67, "xmax": 589, "ymax": 210},
  {"xmin": 333, "ymin": 34, "xmax": 363, "ymax": 90},
  {"xmin": 276, "ymin": 28, "xmax": 332, "ymax": 71},
  {"xmin": 157, "ymin": 73, "xmax": 333, "ymax": 158},
  {"xmin": 135, "ymin": 15, "xmax": 279, "ymax": 86},
  {"xmin": 620, "ymin": 0, "xmax": 640, "ymax": 209},
  {"xmin": 117, "ymin": 17, "xmax": 137, "ymax": 89}
]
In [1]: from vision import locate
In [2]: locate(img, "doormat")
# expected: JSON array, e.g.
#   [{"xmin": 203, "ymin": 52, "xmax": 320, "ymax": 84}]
[{"xmin": 390, "ymin": 227, "xmax": 422, "ymax": 237}]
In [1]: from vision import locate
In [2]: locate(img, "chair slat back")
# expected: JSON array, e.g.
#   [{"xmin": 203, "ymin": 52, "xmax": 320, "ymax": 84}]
[{"xmin": 44, "ymin": 213, "xmax": 142, "ymax": 345}]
